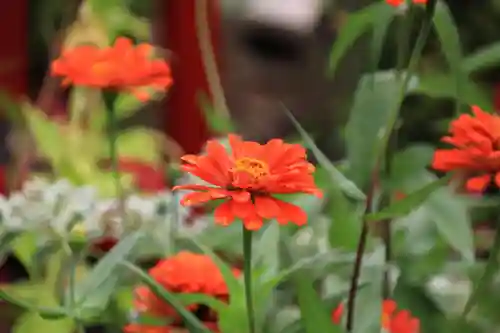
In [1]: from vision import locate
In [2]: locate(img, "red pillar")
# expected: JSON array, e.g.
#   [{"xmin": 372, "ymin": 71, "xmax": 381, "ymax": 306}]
[
  {"xmin": 158, "ymin": 0, "xmax": 220, "ymax": 154},
  {"xmin": 0, "ymin": 2, "xmax": 28, "ymax": 99},
  {"xmin": 0, "ymin": 1, "xmax": 28, "ymax": 195}
]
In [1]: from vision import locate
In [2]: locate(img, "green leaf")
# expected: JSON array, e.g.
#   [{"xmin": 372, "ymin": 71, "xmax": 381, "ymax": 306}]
[
  {"xmin": 461, "ymin": 224, "xmax": 500, "ymax": 316},
  {"xmin": 369, "ymin": 5, "xmax": 396, "ymax": 77},
  {"xmin": 0, "ymin": 284, "xmax": 68, "ymax": 320},
  {"xmin": 462, "ymin": 42, "xmax": 500, "ymax": 74},
  {"xmin": 285, "ymin": 108, "xmax": 365, "ymax": 201},
  {"xmin": 432, "ymin": 0, "xmax": 465, "ymax": 112},
  {"xmin": 412, "ymin": 73, "xmax": 493, "ymax": 111},
  {"xmin": 114, "ymin": 93, "xmax": 144, "ymax": 119},
  {"xmin": 22, "ymin": 103, "xmax": 65, "ymax": 167},
  {"xmin": 365, "ymin": 175, "xmax": 451, "ymax": 221},
  {"xmin": 120, "ymin": 261, "xmax": 212, "ymax": 333},
  {"xmin": 327, "ymin": 187, "xmax": 363, "ymax": 251},
  {"xmin": 390, "ymin": 145, "xmax": 435, "ymax": 185},
  {"xmin": 87, "ymin": 0, "xmax": 151, "ymax": 40},
  {"xmin": 328, "ymin": 2, "xmax": 389, "ymax": 76},
  {"xmin": 73, "ymin": 231, "xmax": 143, "ymax": 312},
  {"xmin": 282, "ymin": 240, "xmax": 343, "ymax": 333},
  {"xmin": 107, "ymin": 128, "xmax": 162, "ymax": 164},
  {"xmin": 11, "ymin": 232, "xmax": 37, "ymax": 274},
  {"xmin": 0, "ymin": 231, "xmax": 24, "ymax": 267},
  {"xmin": 12, "ymin": 312, "xmax": 74, "ymax": 333},
  {"xmin": 345, "ymin": 71, "xmax": 416, "ymax": 189},
  {"xmin": 393, "ymin": 279, "xmax": 447, "ymax": 333},
  {"xmin": 253, "ymin": 223, "xmax": 280, "ymax": 280},
  {"xmin": 425, "ymin": 186, "xmax": 475, "ymax": 263},
  {"xmin": 199, "ymin": 93, "xmax": 235, "ymax": 134},
  {"xmin": 176, "ymin": 293, "xmax": 226, "ymax": 312}
]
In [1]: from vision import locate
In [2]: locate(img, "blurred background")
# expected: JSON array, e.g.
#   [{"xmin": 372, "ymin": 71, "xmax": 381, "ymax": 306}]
[{"xmin": 1, "ymin": 0, "xmax": 500, "ymax": 331}]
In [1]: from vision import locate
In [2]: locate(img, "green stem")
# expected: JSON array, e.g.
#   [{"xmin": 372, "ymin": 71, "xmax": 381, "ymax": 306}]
[
  {"xmin": 103, "ymin": 92, "xmax": 122, "ymax": 197},
  {"xmin": 377, "ymin": 8, "xmax": 433, "ymax": 159},
  {"xmin": 462, "ymin": 221, "xmax": 500, "ymax": 317},
  {"xmin": 242, "ymin": 227, "xmax": 256, "ymax": 333}
]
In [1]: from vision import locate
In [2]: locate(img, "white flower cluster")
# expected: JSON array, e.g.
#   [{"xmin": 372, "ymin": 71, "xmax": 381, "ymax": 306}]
[{"xmin": 0, "ymin": 178, "xmax": 197, "ymax": 243}]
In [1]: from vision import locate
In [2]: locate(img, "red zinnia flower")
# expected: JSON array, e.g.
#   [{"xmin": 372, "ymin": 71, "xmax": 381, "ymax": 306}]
[
  {"xmin": 172, "ymin": 134, "xmax": 322, "ymax": 230},
  {"xmin": 332, "ymin": 300, "xmax": 419, "ymax": 333},
  {"xmin": 432, "ymin": 105, "xmax": 500, "ymax": 192},
  {"xmin": 51, "ymin": 37, "xmax": 172, "ymax": 102},
  {"xmin": 124, "ymin": 251, "xmax": 240, "ymax": 333},
  {"xmin": 386, "ymin": 0, "xmax": 427, "ymax": 6},
  {"xmin": 113, "ymin": 158, "xmax": 166, "ymax": 193}
]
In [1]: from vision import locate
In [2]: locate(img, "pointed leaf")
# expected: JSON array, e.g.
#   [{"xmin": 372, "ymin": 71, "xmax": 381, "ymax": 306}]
[
  {"xmin": 73, "ymin": 231, "xmax": 143, "ymax": 310},
  {"xmin": 463, "ymin": 42, "xmax": 500, "ymax": 74},
  {"xmin": 104, "ymin": 129, "xmax": 162, "ymax": 164},
  {"xmin": 345, "ymin": 71, "xmax": 417, "ymax": 189},
  {"xmin": 432, "ymin": 0, "xmax": 465, "ymax": 112},
  {"xmin": 285, "ymin": 108, "xmax": 365, "ymax": 201},
  {"xmin": 282, "ymin": 239, "xmax": 343, "ymax": 333},
  {"xmin": 328, "ymin": 2, "xmax": 389, "ymax": 76},
  {"xmin": 426, "ymin": 187, "xmax": 474, "ymax": 263},
  {"xmin": 365, "ymin": 175, "xmax": 451, "ymax": 221}
]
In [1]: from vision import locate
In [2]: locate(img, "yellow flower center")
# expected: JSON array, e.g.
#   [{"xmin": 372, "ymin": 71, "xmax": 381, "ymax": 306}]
[{"xmin": 233, "ymin": 158, "xmax": 269, "ymax": 181}]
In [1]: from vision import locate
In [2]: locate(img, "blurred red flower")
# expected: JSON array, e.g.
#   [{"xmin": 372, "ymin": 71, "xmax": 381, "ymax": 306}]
[
  {"xmin": 124, "ymin": 251, "xmax": 240, "ymax": 333},
  {"xmin": 51, "ymin": 37, "xmax": 172, "ymax": 102},
  {"xmin": 332, "ymin": 300, "xmax": 419, "ymax": 333},
  {"xmin": 386, "ymin": 0, "xmax": 427, "ymax": 6},
  {"xmin": 432, "ymin": 105, "xmax": 500, "ymax": 192},
  {"xmin": 173, "ymin": 134, "xmax": 322, "ymax": 230},
  {"xmin": 114, "ymin": 158, "xmax": 166, "ymax": 193}
]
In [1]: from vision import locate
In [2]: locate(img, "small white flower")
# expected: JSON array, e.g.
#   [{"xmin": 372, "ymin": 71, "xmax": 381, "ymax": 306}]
[
  {"xmin": 126, "ymin": 195, "xmax": 156, "ymax": 222},
  {"xmin": 0, "ymin": 195, "xmax": 23, "ymax": 230}
]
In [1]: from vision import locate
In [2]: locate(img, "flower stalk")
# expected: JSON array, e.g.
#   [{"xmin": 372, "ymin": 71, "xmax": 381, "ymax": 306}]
[
  {"xmin": 242, "ymin": 227, "xmax": 256, "ymax": 333},
  {"xmin": 345, "ymin": 3, "xmax": 434, "ymax": 331}
]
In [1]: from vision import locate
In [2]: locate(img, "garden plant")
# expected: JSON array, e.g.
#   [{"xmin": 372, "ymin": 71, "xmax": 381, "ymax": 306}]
[{"xmin": 4, "ymin": 0, "xmax": 500, "ymax": 333}]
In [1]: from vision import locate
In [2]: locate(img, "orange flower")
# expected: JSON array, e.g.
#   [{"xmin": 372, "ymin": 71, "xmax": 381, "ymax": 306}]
[
  {"xmin": 124, "ymin": 251, "xmax": 240, "ymax": 333},
  {"xmin": 386, "ymin": 0, "xmax": 427, "ymax": 6},
  {"xmin": 51, "ymin": 37, "xmax": 172, "ymax": 102},
  {"xmin": 172, "ymin": 134, "xmax": 322, "ymax": 230},
  {"xmin": 432, "ymin": 105, "xmax": 500, "ymax": 192},
  {"xmin": 332, "ymin": 300, "xmax": 419, "ymax": 333}
]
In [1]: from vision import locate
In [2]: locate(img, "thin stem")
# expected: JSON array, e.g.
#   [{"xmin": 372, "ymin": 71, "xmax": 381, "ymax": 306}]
[
  {"xmin": 242, "ymin": 227, "xmax": 256, "ymax": 333},
  {"xmin": 346, "ymin": 7, "xmax": 435, "ymax": 328},
  {"xmin": 462, "ymin": 220, "xmax": 500, "ymax": 316},
  {"xmin": 195, "ymin": 0, "xmax": 231, "ymax": 120},
  {"xmin": 346, "ymin": 178, "xmax": 376, "ymax": 332},
  {"xmin": 103, "ymin": 92, "xmax": 122, "ymax": 198}
]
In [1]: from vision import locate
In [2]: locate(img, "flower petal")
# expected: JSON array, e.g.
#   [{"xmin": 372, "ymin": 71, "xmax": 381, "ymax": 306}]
[
  {"xmin": 254, "ymin": 196, "xmax": 280, "ymax": 219},
  {"xmin": 243, "ymin": 214, "xmax": 264, "ymax": 230},
  {"xmin": 231, "ymin": 200, "xmax": 255, "ymax": 219},
  {"xmin": 465, "ymin": 174, "xmax": 491, "ymax": 192},
  {"xmin": 180, "ymin": 192, "xmax": 214, "ymax": 206},
  {"xmin": 214, "ymin": 201, "xmax": 235, "ymax": 226},
  {"xmin": 274, "ymin": 199, "xmax": 307, "ymax": 226}
]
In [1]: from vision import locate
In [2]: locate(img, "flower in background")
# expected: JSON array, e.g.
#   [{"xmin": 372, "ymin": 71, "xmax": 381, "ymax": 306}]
[
  {"xmin": 386, "ymin": 0, "xmax": 427, "ymax": 6},
  {"xmin": 332, "ymin": 300, "xmax": 419, "ymax": 333},
  {"xmin": 432, "ymin": 105, "xmax": 500, "ymax": 192},
  {"xmin": 173, "ymin": 134, "xmax": 322, "ymax": 230},
  {"xmin": 102, "ymin": 157, "xmax": 166, "ymax": 194},
  {"xmin": 51, "ymin": 37, "xmax": 172, "ymax": 102},
  {"xmin": 124, "ymin": 251, "xmax": 240, "ymax": 333}
]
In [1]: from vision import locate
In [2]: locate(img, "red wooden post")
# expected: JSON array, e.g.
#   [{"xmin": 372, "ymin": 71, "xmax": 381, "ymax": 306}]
[
  {"xmin": 0, "ymin": 2, "xmax": 28, "ymax": 99},
  {"xmin": 157, "ymin": 0, "xmax": 220, "ymax": 154},
  {"xmin": 0, "ymin": 1, "xmax": 28, "ymax": 196}
]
